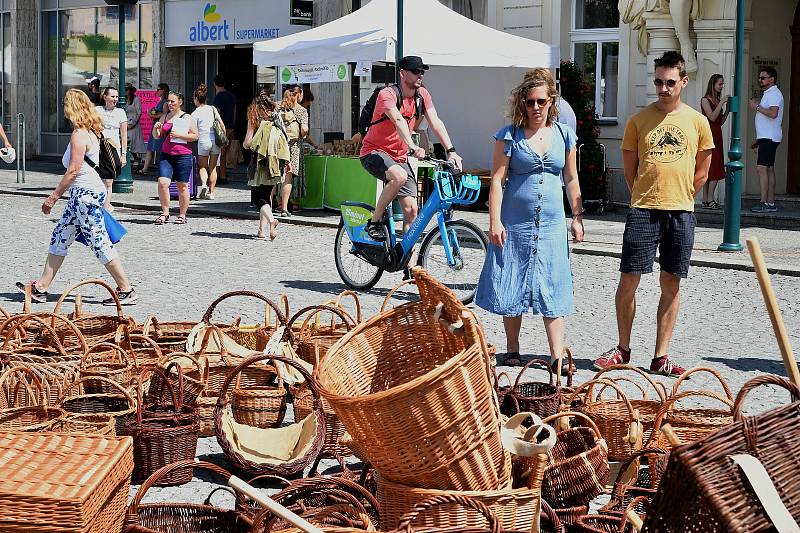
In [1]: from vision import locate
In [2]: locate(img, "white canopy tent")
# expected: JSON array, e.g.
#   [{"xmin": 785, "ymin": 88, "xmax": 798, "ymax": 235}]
[{"xmin": 253, "ymin": 0, "xmax": 560, "ymax": 168}]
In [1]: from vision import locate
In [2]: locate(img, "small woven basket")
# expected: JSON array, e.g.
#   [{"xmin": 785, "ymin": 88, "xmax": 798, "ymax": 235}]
[
  {"xmin": 59, "ymin": 375, "xmax": 137, "ymax": 434},
  {"xmin": 0, "ymin": 366, "xmax": 64, "ymax": 432},
  {"xmin": 505, "ymin": 359, "xmax": 561, "ymax": 419},
  {"xmin": 52, "ymin": 413, "xmax": 117, "ymax": 436},
  {"xmin": 80, "ymin": 341, "xmax": 136, "ymax": 394},
  {"xmin": 291, "ymin": 379, "xmax": 349, "ymax": 458},
  {"xmin": 288, "ymin": 303, "xmax": 357, "ymax": 366},
  {"xmin": 231, "ymin": 363, "xmax": 287, "ymax": 428},
  {"xmin": 53, "ymin": 279, "xmax": 134, "ymax": 346}
]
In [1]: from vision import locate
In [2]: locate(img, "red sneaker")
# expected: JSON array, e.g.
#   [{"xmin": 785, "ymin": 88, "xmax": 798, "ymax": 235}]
[
  {"xmin": 593, "ymin": 346, "xmax": 631, "ymax": 371},
  {"xmin": 649, "ymin": 355, "xmax": 686, "ymax": 377}
]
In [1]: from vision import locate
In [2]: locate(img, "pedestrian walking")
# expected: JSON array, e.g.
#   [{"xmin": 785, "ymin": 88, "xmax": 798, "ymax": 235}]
[
  {"xmin": 86, "ymin": 77, "xmax": 102, "ymax": 106},
  {"xmin": 152, "ymin": 91, "xmax": 198, "ymax": 225},
  {"xmin": 191, "ymin": 83, "xmax": 221, "ymax": 200},
  {"xmin": 138, "ymin": 82, "xmax": 169, "ymax": 175},
  {"xmin": 242, "ymin": 89, "xmax": 283, "ymax": 240},
  {"xmin": 125, "ymin": 84, "xmax": 146, "ymax": 169},
  {"xmin": 475, "ymin": 68, "xmax": 584, "ymax": 370},
  {"xmin": 749, "ymin": 66, "xmax": 783, "ymax": 213},
  {"xmin": 16, "ymin": 89, "xmax": 137, "ymax": 305},
  {"xmin": 212, "ymin": 75, "xmax": 236, "ymax": 184},
  {"xmin": 277, "ymin": 87, "xmax": 308, "ymax": 216},
  {"xmin": 96, "ymin": 86, "xmax": 128, "ymax": 209},
  {"xmin": 699, "ymin": 74, "xmax": 729, "ymax": 209},
  {"xmin": 594, "ymin": 51, "xmax": 714, "ymax": 377}
]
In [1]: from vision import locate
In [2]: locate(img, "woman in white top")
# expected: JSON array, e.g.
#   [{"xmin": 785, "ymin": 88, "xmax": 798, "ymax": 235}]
[
  {"xmin": 96, "ymin": 86, "xmax": 128, "ymax": 209},
  {"xmin": 191, "ymin": 83, "xmax": 221, "ymax": 200},
  {"xmin": 16, "ymin": 89, "xmax": 137, "ymax": 305}
]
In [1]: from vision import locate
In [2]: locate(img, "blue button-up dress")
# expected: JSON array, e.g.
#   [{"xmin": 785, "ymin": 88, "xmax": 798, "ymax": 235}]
[{"xmin": 475, "ymin": 122, "xmax": 577, "ymax": 318}]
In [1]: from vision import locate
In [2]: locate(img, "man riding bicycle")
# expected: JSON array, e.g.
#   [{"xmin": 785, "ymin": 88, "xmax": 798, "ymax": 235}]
[{"xmin": 359, "ymin": 55, "xmax": 463, "ymax": 241}]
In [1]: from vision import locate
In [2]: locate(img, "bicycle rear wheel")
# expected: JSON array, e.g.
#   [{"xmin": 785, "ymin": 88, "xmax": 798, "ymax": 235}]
[
  {"xmin": 334, "ymin": 222, "xmax": 384, "ymax": 291},
  {"xmin": 418, "ymin": 220, "xmax": 488, "ymax": 304}
]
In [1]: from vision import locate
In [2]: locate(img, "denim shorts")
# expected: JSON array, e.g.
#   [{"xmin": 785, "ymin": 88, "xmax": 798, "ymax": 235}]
[
  {"xmin": 620, "ymin": 208, "xmax": 696, "ymax": 278},
  {"xmin": 159, "ymin": 153, "xmax": 193, "ymax": 182}
]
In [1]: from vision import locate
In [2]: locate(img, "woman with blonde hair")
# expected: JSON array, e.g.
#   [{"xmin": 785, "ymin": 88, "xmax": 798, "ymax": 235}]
[
  {"xmin": 96, "ymin": 86, "xmax": 128, "ymax": 209},
  {"xmin": 475, "ymin": 68, "xmax": 583, "ymax": 369},
  {"xmin": 243, "ymin": 90, "xmax": 282, "ymax": 240},
  {"xmin": 16, "ymin": 89, "xmax": 137, "ymax": 305}
]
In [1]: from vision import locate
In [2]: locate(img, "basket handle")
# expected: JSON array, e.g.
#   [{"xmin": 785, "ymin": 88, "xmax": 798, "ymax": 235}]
[
  {"xmin": 53, "ymin": 279, "xmax": 124, "ymax": 319},
  {"xmin": 611, "ymin": 446, "xmax": 670, "ymax": 490},
  {"xmin": 513, "ymin": 357, "xmax": 556, "ymax": 390},
  {"xmin": 591, "ymin": 363, "xmax": 667, "ymax": 401},
  {"xmin": 334, "ymin": 290, "xmax": 363, "ymax": 324},
  {"xmin": 81, "ymin": 342, "xmax": 133, "ymax": 369},
  {"xmin": 645, "ymin": 389, "xmax": 735, "ymax": 448},
  {"xmin": 560, "ymin": 346, "xmax": 575, "ymax": 387},
  {"xmin": 539, "ymin": 500, "xmax": 565, "ymax": 533},
  {"xmin": 126, "ymin": 334, "xmax": 164, "ymax": 362},
  {"xmin": 0, "ymin": 314, "xmax": 71, "ymax": 357},
  {"xmin": 246, "ymin": 473, "xmax": 293, "ymax": 490},
  {"xmin": 3, "ymin": 311, "xmax": 90, "ymax": 355},
  {"xmin": 157, "ymin": 362, "xmax": 185, "ymax": 411},
  {"xmin": 287, "ymin": 304, "xmax": 357, "ymax": 338},
  {"xmin": 596, "ymin": 376, "xmax": 649, "ymax": 402},
  {"xmin": 0, "ymin": 365, "xmax": 49, "ymax": 407},
  {"xmin": 620, "ymin": 495, "xmax": 649, "ymax": 533},
  {"xmin": 379, "ymin": 278, "xmax": 418, "ymax": 312},
  {"xmin": 732, "ymin": 373, "xmax": 800, "ymax": 421},
  {"xmin": 202, "ymin": 290, "xmax": 287, "ymax": 327},
  {"xmin": 196, "ymin": 323, "xmax": 231, "ymax": 361},
  {"xmin": 543, "ymin": 410, "xmax": 606, "ymax": 443},
  {"xmin": 126, "ymin": 460, "xmax": 235, "ymax": 522},
  {"xmin": 395, "ymin": 494, "xmax": 501, "ymax": 533},
  {"xmin": 567, "ymin": 378, "xmax": 643, "ymax": 446},
  {"xmin": 494, "ymin": 371, "xmax": 512, "ymax": 390},
  {"xmin": 670, "ymin": 366, "xmax": 733, "ymax": 401},
  {"xmin": 313, "ymin": 503, "xmax": 376, "ymax": 531},
  {"xmin": 57, "ymin": 374, "xmax": 136, "ymax": 409}
]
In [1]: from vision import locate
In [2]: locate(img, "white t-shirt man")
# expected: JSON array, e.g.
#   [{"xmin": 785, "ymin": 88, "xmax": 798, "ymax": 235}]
[{"xmin": 755, "ymin": 85, "xmax": 784, "ymax": 142}]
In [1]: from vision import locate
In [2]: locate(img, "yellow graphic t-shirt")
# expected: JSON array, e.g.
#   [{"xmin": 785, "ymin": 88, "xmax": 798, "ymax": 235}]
[{"xmin": 621, "ymin": 103, "xmax": 714, "ymax": 211}]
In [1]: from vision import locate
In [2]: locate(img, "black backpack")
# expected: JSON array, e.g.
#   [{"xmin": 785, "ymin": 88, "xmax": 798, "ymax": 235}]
[
  {"xmin": 358, "ymin": 84, "xmax": 425, "ymax": 137},
  {"xmin": 84, "ymin": 131, "xmax": 122, "ymax": 181}
]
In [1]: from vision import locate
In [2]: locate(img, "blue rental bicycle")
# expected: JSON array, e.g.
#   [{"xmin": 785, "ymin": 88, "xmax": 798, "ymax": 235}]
[{"xmin": 334, "ymin": 157, "xmax": 488, "ymax": 304}]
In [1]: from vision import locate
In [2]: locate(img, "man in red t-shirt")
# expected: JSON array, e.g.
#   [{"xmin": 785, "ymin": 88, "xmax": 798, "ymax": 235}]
[{"xmin": 359, "ymin": 56, "xmax": 462, "ymax": 240}]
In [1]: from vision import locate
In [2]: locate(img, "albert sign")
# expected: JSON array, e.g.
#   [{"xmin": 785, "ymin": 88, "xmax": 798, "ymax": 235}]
[{"xmin": 165, "ymin": 0, "xmax": 306, "ymax": 47}]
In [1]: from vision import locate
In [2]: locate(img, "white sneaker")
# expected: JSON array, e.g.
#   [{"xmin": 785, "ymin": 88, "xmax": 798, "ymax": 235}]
[
  {"xmin": 197, "ymin": 186, "xmax": 208, "ymax": 200},
  {"xmin": 207, "ymin": 192, "xmax": 215, "ymax": 200}
]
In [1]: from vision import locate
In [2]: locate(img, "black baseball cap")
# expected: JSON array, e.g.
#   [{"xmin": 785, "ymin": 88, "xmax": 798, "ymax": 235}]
[{"xmin": 398, "ymin": 56, "xmax": 429, "ymax": 71}]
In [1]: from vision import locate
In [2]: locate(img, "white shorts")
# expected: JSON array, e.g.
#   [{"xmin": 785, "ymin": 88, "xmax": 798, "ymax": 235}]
[{"xmin": 198, "ymin": 138, "xmax": 221, "ymax": 157}]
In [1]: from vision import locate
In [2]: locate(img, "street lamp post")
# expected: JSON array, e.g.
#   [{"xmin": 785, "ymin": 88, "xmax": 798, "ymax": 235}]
[
  {"xmin": 719, "ymin": 0, "xmax": 746, "ymax": 252},
  {"xmin": 105, "ymin": 0, "xmax": 136, "ymax": 193},
  {"xmin": 396, "ymin": 0, "xmax": 403, "ymax": 82}
]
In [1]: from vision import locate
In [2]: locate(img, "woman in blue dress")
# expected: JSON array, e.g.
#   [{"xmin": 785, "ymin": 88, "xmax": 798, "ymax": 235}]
[{"xmin": 475, "ymin": 68, "xmax": 584, "ymax": 369}]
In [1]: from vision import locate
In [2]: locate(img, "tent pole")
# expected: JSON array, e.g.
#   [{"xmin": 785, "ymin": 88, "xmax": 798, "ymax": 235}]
[{"xmin": 396, "ymin": 0, "xmax": 403, "ymax": 82}]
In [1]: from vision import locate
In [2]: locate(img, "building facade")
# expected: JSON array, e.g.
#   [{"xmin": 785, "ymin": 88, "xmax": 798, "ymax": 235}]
[{"xmin": 2, "ymin": 0, "xmax": 796, "ymax": 202}]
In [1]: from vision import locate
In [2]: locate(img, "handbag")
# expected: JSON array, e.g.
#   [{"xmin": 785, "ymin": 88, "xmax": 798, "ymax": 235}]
[
  {"xmin": 75, "ymin": 206, "xmax": 127, "ymax": 246},
  {"xmin": 212, "ymin": 107, "xmax": 228, "ymax": 147}
]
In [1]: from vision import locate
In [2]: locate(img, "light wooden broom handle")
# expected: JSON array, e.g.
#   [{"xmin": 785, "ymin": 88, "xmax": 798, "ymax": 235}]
[
  {"xmin": 229, "ymin": 476, "xmax": 324, "ymax": 533},
  {"xmin": 746, "ymin": 238, "xmax": 800, "ymax": 387}
]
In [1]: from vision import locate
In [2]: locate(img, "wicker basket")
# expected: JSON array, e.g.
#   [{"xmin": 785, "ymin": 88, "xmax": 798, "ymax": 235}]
[
  {"xmin": 376, "ymin": 473, "xmax": 543, "ymax": 532},
  {"xmin": 315, "ymin": 267, "xmax": 507, "ymax": 491},
  {"xmin": 647, "ymin": 389, "xmax": 733, "ymax": 449},
  {"xmin": 0, "ymin": 432, "xmax": 133, "ymax": 533},
  {"xmin": 291, "ymin": 380, "xmax": 349, "ymax": 460},
  {"xmin": 124, "ymin": 368, "xmax": 199, "ymax": 486},
  {"xmin": 0, "ymin": 366, "xmax": 64, "ymax": 432},
  {"xmin": 644, "ymin": 374, "xmax": 800, "ymax": 532},
  {"xmin": 215, "ymin": 354, "xmax": 325, "ymax": 477},
  {"xmin": 505, "ymin": 359, "xmax": 561, "ymax": 419},
  {"xmin": 288, "ymin": 304, "xmax": 357, "ymax": 367},
  {"xmin": 147, "ymin": 352, "xmax": 206, "ymax": 406},
  {"xmin": 52, "ymin": 413, "xmax": 117, "ymax": 436},
  {"xmin": 59, "ymin": 375, "xmax": 137, "ymax": 434},
  {"xmin": 599, "ymin": 447, "xmax": 669, "ymax": 517},
  {"xmin": 394, "ymin": 494, "xmax": 505, "ymax": 533},
  {"xmin": 2, "ymin": 361, "xmax": 81, "ymax": 407},
  {"xmin": 53, "ymin": 279, "xmax": 135, "ymax": 346},
  {"xmin": 137, "ymin": 315, "xmax": 200, "ymax": 352},
  {"xmin": 539, "ymin": 411, "xmax": 609, "ymax": 508},
  {"xmin": 0, "ymin": 312, "xmax": 88, "ymax": 359},
  {"xmin": 231, "ymin": 362, "xmax": 287, "ymax": 428},
  {"xmin": 118, "ymin": 332, "xmax": 163, "ymax": 373},
  {"xmin": 80, "ymin": 341, "xmax": 136, "ymax": 394},
  {"xmin": 124, "ymin": 460, "xmax": 253, "ymax": 533},
  {"xmin": 379, "ymin": 278, "xmax": 419, "ymax": 313},
  {"xmin": 201, "ymin": 290, "xmax": 288, "ymax": 352}
]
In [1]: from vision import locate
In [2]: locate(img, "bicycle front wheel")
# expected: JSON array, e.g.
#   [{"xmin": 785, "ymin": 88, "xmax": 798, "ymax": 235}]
[
  {"xmin": 418, "ymin": 220, "xmax": 488, "ymax": 304},
  {"xmin": 334, "ymin": 222, "xmax": 384, "ymax": 291}
]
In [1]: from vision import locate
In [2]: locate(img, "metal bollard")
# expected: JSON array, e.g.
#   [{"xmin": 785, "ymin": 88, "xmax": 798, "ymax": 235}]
[{"xmin": 15, "ymin": 113, "xmax": 25, "ymax": 184}]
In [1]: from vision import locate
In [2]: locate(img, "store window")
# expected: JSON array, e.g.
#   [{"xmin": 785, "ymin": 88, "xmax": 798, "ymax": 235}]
[
  {"xmin": 1, "ymin": 11, "xmax": 10, "ymax": 132},
  {"xmin": 40, "ymin": 3, "xmax": 152, "ymax": 145},
  {"xmin": 570, "ymin": 0, "xmax": 619, "ymax": 120}
]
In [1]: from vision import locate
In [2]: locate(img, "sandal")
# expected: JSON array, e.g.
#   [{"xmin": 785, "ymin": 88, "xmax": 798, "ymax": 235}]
[
  {"xmin": 700, "ymin": 201, "xmax": 710, "ymax": 208},
  {"xmin": 708, "ymin": 200, "xmax": 721, "ymax": 209},
  {"xmin": 499, "ymin": 352, "xmax": 522, "ymax": 367},
  {"xmin": 174, "ymin": 216, "xmax": 187, "ymax": 225},
  {"xmin": 154, "ymin": 213, "xmax": 169, "ymax": 225}
]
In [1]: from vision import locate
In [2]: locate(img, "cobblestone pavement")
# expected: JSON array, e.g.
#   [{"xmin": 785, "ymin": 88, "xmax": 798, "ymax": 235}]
[{"xmin": 2, "ymin": 193, "xmax": 799, "ymax": 507}]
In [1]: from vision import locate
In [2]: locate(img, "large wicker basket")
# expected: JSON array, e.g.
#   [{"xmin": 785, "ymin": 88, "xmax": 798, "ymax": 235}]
[
  {"xmin": 315, "ymin": 267, "xmax": 508, "ymax": 491},
  {"xmin": 288, "ymin": 304, "xmax": 357, "ymax": 366},
  {"xmin": 643, "ymin": 374, "xmax": 800, "ymax": 532},
  {"xmin": 53, "ymin": 279, "xmax": 135, "ymax": 346}
]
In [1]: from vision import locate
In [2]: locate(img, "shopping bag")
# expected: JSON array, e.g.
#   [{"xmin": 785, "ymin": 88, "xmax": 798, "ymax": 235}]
[{"xmin": 76, "ymin": 207, "xmax": 127, "ymax": 246}]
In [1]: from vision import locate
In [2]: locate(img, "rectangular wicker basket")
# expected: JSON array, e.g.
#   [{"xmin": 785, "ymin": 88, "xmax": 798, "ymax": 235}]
[{"xmin": 0, "ymin": 432, "xmax": 133, "ymax": 533}]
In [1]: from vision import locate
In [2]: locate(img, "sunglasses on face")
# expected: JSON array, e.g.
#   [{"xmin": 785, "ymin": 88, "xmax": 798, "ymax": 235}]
[
  {"xmin": 653, "ymin": 78, "xmax": 679, "ymax": 88},
  {"xmin": 525, "ymin": 98, "xmax": 550, "ymax": 107},
  {"xmin": 758, "ymin": 76, "xmax": 771, "ymax": 80},
  {"xmin": 407, "ymin": 69, "xmax": 425, "ymax": 76}
]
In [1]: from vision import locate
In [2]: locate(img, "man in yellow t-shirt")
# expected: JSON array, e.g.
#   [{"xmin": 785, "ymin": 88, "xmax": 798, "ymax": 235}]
[{"xmin": 595, "ymin": 51, "xmax": 714, "ymax": 377}]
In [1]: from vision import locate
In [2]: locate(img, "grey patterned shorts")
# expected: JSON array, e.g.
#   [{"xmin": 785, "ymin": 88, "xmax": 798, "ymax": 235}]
[{"xmin": 620, "ymin": 208, "xmax": 695, "ymax": 278}]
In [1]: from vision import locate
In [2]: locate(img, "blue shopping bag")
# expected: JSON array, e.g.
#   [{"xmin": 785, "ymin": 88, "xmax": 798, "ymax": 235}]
[{"xmin": 76, "ymin": 207, "xmax": 127, "ymax": 246}]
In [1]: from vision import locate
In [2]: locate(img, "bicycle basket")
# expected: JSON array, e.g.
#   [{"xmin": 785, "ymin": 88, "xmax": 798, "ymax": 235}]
[{"xmin": 436, "ymin": 169, "xmax": 481, "ymax": 206}]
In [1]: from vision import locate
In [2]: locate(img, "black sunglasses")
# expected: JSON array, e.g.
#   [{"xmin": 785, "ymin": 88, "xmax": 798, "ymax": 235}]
[
  {"xmin": 653, "ymin": 78, "xmax": 679, "ymax": 88},
  {"xmin": 525, "ymin": 98, "xmax": 550, "ymax": 107},
  {"xmin": 406, "ymin": 68, "xmax": 425, "ymax": 76},
  {"xmin": 758, "ymin": 75, "xmax": 771, "ymax": 80}
]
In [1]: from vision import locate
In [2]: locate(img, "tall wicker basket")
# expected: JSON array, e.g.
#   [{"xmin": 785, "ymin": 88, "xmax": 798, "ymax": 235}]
[{"xmin": 315, "ymin": 267, "xmax": 509, "ymax": 491}]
